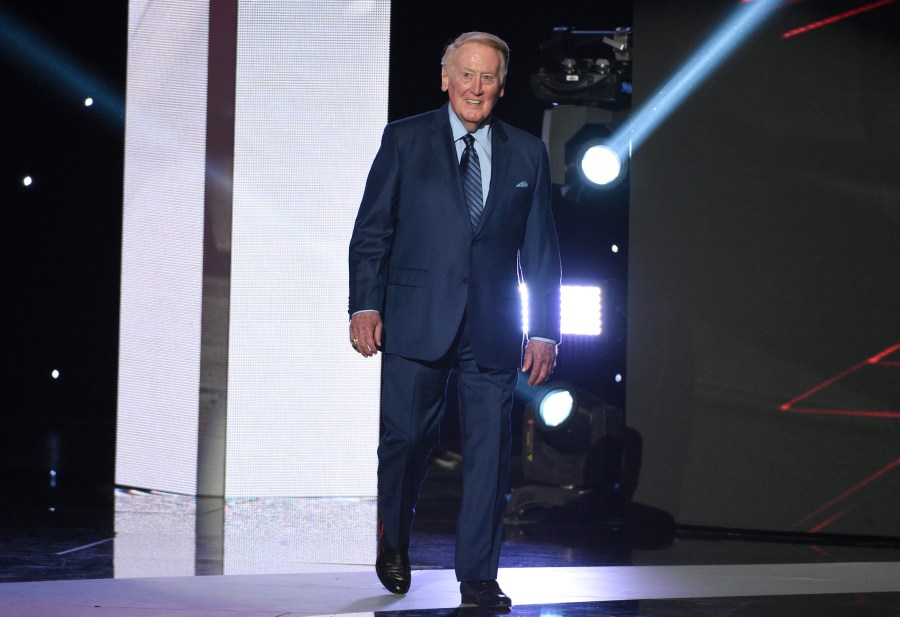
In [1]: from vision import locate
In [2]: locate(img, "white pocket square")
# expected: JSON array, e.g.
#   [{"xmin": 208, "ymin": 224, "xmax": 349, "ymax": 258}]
[{"xmin": 516, "ymin": 180, "xmax": 529, "ymax": 188}]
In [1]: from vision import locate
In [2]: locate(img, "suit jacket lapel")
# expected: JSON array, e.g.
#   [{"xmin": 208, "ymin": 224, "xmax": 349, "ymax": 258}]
[
  {"xmin": 474, "ymin": 119, "xmax": 510, "ymax": 236},
  {"xmin": 429, "ymin": 106, "xmax": 471, "ymax": 230}
]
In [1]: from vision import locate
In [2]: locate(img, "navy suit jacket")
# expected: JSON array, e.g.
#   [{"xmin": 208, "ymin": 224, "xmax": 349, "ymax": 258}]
[{"xmin": 349, "ymin": 104, "xmax": 561, "ymax": 370}]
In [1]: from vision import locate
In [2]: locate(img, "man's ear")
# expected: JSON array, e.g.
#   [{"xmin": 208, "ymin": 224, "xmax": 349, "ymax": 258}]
[{"xmin": 441, "ymin": 66, "xmax": 449, "ymax": 92}]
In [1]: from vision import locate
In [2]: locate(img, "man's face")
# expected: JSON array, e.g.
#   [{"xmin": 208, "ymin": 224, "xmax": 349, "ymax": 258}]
[{"xmin": 441, "ymin": 42, "xmax": 504, "ymax": 133}]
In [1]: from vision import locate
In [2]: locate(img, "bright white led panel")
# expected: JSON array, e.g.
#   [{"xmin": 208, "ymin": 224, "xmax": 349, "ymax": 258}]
[
  {"xmin": 117, "ymin": 1, "xmax": 388, "ymax": 498},
  {"xmin": 116, "ymin": 0, "xmax": 210, "ymax": 494},
  {"xmin": 561, "ymin": 285, "xmax": 602, "ymax": 335},
  {"xmin": 225, "ymin": 1, "xmax": 388, "ymax": 497},
  {"xmin": 520, "ymin": 284, "xmax": 602, "ymax": 337}
]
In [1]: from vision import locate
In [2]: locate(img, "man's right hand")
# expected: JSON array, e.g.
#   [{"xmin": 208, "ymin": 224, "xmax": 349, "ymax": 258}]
[{"xmin": 349, "ymin": 311, "xmax": 383, "ymax": 358}]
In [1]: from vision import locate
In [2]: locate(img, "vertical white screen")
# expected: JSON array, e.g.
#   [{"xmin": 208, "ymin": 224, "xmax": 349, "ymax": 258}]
[
  {"xmin": 117, "ymin": 0, "xmax": 388, "ymax": 499},
  {"xmin": 224, "ymin": 1, "xmax": 388, "ymax": 496},
  {"xmin": 116, "ymin": 1, "xmax": 210, "ymax": 494}
]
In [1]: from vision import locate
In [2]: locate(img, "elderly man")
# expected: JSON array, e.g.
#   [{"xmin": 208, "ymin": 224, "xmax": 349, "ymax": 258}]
[{"xmin": 348, "ymin": 31, "xmax": 561, "ymax": 608}]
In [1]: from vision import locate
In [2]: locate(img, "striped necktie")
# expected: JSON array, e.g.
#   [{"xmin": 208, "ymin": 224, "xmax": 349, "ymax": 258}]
[{"xmin": 460, "ymin": 134, "xmax": 483, "ymax": 230}]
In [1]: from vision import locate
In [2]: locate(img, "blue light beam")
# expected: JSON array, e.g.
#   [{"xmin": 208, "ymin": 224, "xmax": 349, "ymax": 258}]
[
  {"xmin": 0, "ymin": 8, "xmax": 124, "ymax": 119},
  {"xmin": 610, "ymin": 0, "xmax": 781, "ymax": 156}
]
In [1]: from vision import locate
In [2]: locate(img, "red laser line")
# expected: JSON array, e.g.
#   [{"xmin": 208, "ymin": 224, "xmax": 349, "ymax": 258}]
[
  {"xmin": 793, "ymin": 456, "xmax": 900, "ymax": 528},
  {"xmin": 780, "ymin": 343, "xmax": 900, "ymax": 413},
  {"xmin": 781, "ymin": 360, "xmax": 869, "ymax": 411},
  {"xmin": 781, "ymin": 0, "xmax": 896, "ymax": 39},
  {"xmin": 809, "ymin": 505, "xmax": 854, "ymax": 533},
  {"xmin": 786, "ymin": 408, "xmax": 900, "ymax": 419},
  {"xmin": 870, "ymin": 343, "xmax": 900, "ymax": 364},
  {"xmin": 809, "ymin": 544, "xmax": 833, "ymax": 557}
]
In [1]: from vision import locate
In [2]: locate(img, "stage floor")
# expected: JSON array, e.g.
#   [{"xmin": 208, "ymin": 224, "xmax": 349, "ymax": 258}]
[
  {"xmin": 3, "ymin": 561, "xmax": 900, "ymax": 616},
  {"xmin": 1, "ymin": 472, "xmax": 899, "ymax": 616}
]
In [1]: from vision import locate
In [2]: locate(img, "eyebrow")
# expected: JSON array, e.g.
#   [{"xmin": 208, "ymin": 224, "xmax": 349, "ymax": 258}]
[{"xmin": 460, "ymin": 67, "xmax": 496, "ymax": 76}]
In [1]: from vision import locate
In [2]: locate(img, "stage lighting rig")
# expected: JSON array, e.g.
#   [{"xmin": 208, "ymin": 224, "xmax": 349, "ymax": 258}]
[
  {"xmin": 530, "ymin": 27, "xmax": 632, "ymax": 109},
  {"xmin": 533, "ymin": 28, "xmax": 633, "ymax": 194},
  {"xmin": 542, "ymin": 104, "xmax": 630, "ymax": 193},
  {"xmin": 522, "ymin": 383, "xmax": 624, "ymax": 488},
  {"xmin": 507, "ymin": 382, "xmax": 625, "ymax": 518}
]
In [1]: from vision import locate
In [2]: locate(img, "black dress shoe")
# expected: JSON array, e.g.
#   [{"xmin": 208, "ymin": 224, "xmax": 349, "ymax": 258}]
[
  {"xmin": 460, "ymin": 579, "xmax": 512, "ymax": 607},
  {"xmin": 376, "ymin": 547, "xmax": 411, "ymax": 594}
]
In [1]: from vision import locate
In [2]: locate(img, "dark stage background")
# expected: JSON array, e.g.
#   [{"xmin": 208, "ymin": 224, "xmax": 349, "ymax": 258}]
[
  {"xmin": 628, "ymin": 0, "xmax": 900, "ymax": 536},
  {"xmin": 3, "ymin": 0, "xmax": 897, "ymax": 537},
  {"xmin": 2, "ymin": 3, "xmax": 127, "ymax": 504}
]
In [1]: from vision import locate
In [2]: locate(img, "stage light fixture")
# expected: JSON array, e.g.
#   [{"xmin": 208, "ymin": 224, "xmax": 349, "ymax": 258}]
[
  {"xmin": 85, "ymin": 97, "xmax": 94, "ymax": 106},
  {"xmin": 537, "ymin": 388, "xmax": 574, "ymax": 428},
  {"xmin": 578, "ymin": 142, "xmax": 622, "ymax": 187},
  {"xmin": 531, "ymin": 28, "xmax": 632, "ymax": 197},
  {"xmin": 23, "ymin": 176, "xmax": 33, "ymax": 187},
  {"xmin": 530, "ymin": 27, "xmax": 632, "ymax": 107},
  {"xmin": 541, "ymin": 105, "xmax": 630, "ymax": 198},
  {"xmin": 521, "ymin": 383, "xmax": 624, "ymax": 488}
]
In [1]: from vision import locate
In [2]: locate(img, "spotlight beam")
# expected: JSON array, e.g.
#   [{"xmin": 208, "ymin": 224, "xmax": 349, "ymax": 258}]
[
  {"xmin": 0, "ymin": 7, "xmax": 124, "ymax": 118},
  {"xmin": 610, "ymin": 0, "xmax": 781, "ymax": 156}
]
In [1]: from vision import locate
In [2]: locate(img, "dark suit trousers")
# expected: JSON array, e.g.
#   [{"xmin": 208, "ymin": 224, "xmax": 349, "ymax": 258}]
[{"xmin": 378, "ymin": 317, "xmax": 517, "ymax": 581}]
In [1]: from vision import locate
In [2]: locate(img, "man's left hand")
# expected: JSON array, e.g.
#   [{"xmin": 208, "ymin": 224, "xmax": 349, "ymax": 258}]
[{"xmin": 522, "ymin": 339, "xmax": 557, "ymax": 386}]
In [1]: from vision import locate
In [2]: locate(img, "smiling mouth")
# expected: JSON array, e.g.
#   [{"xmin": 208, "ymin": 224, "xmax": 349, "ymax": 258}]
[{"xmin": 466, "ymin": 99, "xmax": 482, "ymax": 105}]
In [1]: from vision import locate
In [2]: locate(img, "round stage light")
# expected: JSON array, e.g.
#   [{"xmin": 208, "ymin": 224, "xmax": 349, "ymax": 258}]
[
  {"xmin": 579, "ymin": 144, "xmax": 622, "ymax": 186},
  {"xmin": 538, "ymin": 388, "xmax": 575, "ymax": 428}
]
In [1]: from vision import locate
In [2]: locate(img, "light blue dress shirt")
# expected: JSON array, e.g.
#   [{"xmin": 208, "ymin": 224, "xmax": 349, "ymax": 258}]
[{"xmin": 449, "ymin": 106, "xmax": 491, "ymax": 206}]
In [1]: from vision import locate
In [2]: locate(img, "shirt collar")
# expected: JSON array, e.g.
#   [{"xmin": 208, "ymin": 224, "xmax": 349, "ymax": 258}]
[{"xmin": 448, "ymin": 106, "xmax": 492, "ymax": 146}]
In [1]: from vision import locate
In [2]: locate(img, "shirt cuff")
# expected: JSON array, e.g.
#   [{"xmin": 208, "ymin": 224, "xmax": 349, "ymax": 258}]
[
  {"xmin": 528, "ymin": 336, "xmax": 557, "ymax": 345},
  {"xmin": 351, "ymin": 309, "xmax": 380, "ymax": 317}
]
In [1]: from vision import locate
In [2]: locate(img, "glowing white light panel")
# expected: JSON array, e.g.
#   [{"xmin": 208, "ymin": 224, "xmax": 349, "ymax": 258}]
[
  {"xmin": 225, "ymin": 1, "xmax": 387, "ymax": 496},
  {"xmin": 116, "ymin": 0, "xmax": 210, "ymax": 494},
  {"xmin": 520, "ymin": 284, "xmax": 603, "ymax": 337},
  {"xmin": 561, "ymin": 285, "xmax": 602, "ymax": 335},
  {"xmin": 117, "ymin": 1, "xmax": 388, "ymax": 498}
]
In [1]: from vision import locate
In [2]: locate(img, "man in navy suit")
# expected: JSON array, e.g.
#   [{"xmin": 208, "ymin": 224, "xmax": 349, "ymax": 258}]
[{"xmin": 348, "ymin": 31, "xmax": 561, "ymax": 608}]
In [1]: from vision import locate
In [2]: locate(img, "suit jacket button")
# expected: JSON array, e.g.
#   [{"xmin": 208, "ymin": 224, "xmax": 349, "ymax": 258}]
[{"xmin": 462, "ymin": 277, "xmax": 469, "ymax": 284}]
